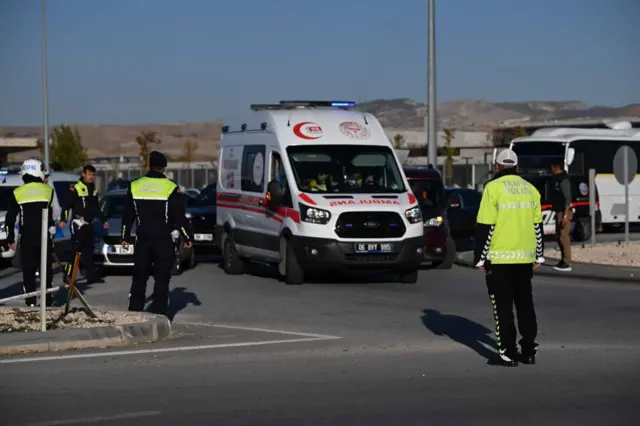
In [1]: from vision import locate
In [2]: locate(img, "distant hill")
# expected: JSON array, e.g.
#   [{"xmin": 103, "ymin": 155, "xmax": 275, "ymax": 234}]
[{"xmin": 2, "ymin": 99, "xmax": 638, "ymax": 162}]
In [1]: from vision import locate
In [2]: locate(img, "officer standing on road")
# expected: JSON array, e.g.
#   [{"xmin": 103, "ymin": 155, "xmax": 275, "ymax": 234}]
[
  {"xmin": 121, "ymin": 151, "xmax": 193, "ymax": 316},
  {"xmin": 550, "ymin": 161, "xmax": 573, "ymax": 272},
  {"xmin": 4, "ymin": 159, "xmax": 56, "ymax": 307},
  {"xmin": 474, "ymin": 149, "xmax": 544, "ymax": 367},
  {"xmin": 60, "ymin": 164, "xmax": 108, "ymax": 283}
]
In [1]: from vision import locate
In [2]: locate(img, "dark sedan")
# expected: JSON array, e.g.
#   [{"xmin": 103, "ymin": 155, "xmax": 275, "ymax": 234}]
[
  {"xmin": 444, "ymin": 187, "xmax": 482, "ymax": 251},
  {"xmin": 186, "ymin": 184, "xmax": 218, "ymax": 253}
]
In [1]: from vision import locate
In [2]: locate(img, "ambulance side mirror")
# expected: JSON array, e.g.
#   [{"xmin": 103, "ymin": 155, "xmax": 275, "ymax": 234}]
[{"xmin": 266, "ymin": 180, "xmax": 283, "ymax": 208}]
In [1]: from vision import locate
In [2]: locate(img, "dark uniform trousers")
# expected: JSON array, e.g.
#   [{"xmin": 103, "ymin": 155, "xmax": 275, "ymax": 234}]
[
  {"xmin": 21, "ymin": 238, "xmax": 54, "ymax": 306},
  {"xmin": 129, "ymin": 236, "xmax": 175, "ymax": 314},
  {"xmin": 485, "ymin": 262, "xmax": 538, "ymax": 358},
  {"xmin": 69, "ymin": 221, "xmax": 97, "ymax": 280}
]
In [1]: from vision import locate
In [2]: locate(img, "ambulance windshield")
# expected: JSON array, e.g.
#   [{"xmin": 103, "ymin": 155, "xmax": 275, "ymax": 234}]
[{"xmin": 286, "ymin": 145, "xmax": 406, "ymax": 194}]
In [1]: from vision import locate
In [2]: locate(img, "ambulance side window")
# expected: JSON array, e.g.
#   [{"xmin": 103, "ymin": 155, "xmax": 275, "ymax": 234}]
[
  {"xmin": 241, "ymin": 145, "xmax": 266, "ymax": 193},
  {"xmin": 270, "ymin": 151, "xmax": 292, "ymax": 208}
]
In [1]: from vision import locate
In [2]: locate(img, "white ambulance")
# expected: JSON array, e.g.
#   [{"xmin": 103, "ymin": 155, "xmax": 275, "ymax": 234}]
[{"xmin": 215, "ymin": 100, "xmax": 425, "ymax": 285}]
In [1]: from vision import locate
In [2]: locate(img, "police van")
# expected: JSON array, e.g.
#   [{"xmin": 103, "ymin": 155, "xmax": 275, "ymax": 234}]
[
  {"xmin": 215, "ymin": 100, "xmax": 425, "ymax": 285},
  {"xmin": 0, "ymin": 167, "xmax": 79, "ymax": 262}
]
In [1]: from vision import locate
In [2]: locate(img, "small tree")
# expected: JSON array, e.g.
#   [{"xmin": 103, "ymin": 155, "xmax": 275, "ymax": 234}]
[
  {"xmin": 393, "ymin": 134, "xmax": 405, "ymax": 149},
  {"xmin": 182, "ymin": 139, "xmax": 199, "ymax": 167},
  {"xmin": 443, "ymin": 128, "xmax": 456, "ymax": 186},
  {"xmin": 136, "ymin": 130, "xmax": 161, "ymax": 169},
  {"xmin": 47, "ymin": 125, "xmax": 88, "ymax": 171},
  {"xmin": 512, "ymin": 126, "xmax": 528, "ymax": 139}
]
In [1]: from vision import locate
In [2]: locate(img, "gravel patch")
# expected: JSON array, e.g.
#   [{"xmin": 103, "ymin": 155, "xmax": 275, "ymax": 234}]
[
  {"xmin": 0, "ymin": 307, "xmax": 149, "ymax": 333},
  {"xmin": 545, "ymin": 241, "xmax": 640, "ymax": 267}
]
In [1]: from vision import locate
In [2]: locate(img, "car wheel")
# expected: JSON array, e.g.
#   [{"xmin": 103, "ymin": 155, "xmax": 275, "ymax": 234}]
[
  {"xmin": 434, "ymin": 237, "xmax": 456, "ymax": 269},
  {"xmin": 283, "ymin": 238, "xmax": 304, "ymax": 285},
  {"xmin": 572, "ymin": 217, "xmax": 591, "ymax": 242},
  {"xmin": 222, "ymin": 235, "xmax": 245, "ymax": 275},
  {"xmin": 187, "ymin": 248, "xmax": 196, "ymax": 269}
]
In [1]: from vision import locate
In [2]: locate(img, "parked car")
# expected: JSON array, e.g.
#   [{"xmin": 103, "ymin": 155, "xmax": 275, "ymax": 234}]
[
  {"xmin": 185, "ymin": 184, "xmax": 218, "ymax": 253},
  {"xmin": 94, "ymin": 189, "xmax": 195, "ymax": 275},
  {"xmin": 403, "ymin": 166, "xmax": 455, "ymax": 269},
  {"xmin": 444, "ymin": 187, "xmax": 481, "ymax": 251}
]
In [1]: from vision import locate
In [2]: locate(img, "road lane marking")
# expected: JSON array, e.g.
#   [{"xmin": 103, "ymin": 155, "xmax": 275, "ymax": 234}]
[
  {"xmin": 176, "ymin": 322, "xmax": 341, "ymax": 339},
  {"xmin": 11, "ymin": 410, "xmax": 161, "ymax": 425},
  {"xmin": 0, "ymin": 336, "xmax": 341, "ymax": 364}
]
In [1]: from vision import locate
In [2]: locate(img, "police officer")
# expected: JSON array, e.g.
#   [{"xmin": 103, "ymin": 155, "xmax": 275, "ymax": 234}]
[
  {"xmin": 121, "ymin": 151, "xmax": 193, "ymax": 316},
  {"xmin": 474, "ymin": 149, "xmax": 544, "ymax": 366},
  {"xmin": 60, "ymin": 164, "xmax": 108, "ymax": 283},
  {"xmin": 550, "ymin": 161, "xmax": 572, "ymax": 272},
  {"xmin": 5, "ymin": 159, "xmax": 56, "ymax": 307}
]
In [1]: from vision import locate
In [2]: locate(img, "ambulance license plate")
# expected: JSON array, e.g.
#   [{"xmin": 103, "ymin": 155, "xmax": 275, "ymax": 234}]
[{"xmin": 354, "ymin": 243, "xmax": 393, "ymax": 253}]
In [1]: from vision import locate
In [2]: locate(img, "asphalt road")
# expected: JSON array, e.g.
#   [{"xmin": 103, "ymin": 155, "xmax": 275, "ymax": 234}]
[{"xmin": 0, "ymin": 243, "xmax": 639, "ymax": 425}]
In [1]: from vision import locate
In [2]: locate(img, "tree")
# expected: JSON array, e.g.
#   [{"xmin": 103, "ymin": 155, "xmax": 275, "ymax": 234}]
[
  {"xmin": 37, "ymin": 125, "xmax": 88, "ymax": 171},
  {"xmin": 393, "ymin": 134, "xmax": 405, "ymax": 149},
  {"xmin": 182, "ymin": 139, "xmax": 199, "ymax": 167},
  {"xmin": 443, "ymin": 128, "xmax": 456, "ymax": 186},
  {"xmin": 136, "ymin": 130, "xmax": 161, "ymax": 169},
  {"xmin": 512, "ymin": 126, "xmax": 528, "ymax": 139}
]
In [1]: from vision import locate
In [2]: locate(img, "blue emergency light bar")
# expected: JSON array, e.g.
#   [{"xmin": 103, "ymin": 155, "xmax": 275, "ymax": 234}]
[{"xmin": 250, "ymin": 100, "xmax": 356, "ymax": 111}]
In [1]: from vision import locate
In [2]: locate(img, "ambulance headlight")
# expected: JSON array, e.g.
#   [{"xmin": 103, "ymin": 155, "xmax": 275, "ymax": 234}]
[
  {"xmin": 299, "ymin": 204, "xmax": 331, "ymax": 225},
  {"xmin": 404, "ymin": 207, "xmax": 422, "ymax": 224},
  {"xmin": 424, "ymin": 216, "xmax": 443, "ymax": 227}
]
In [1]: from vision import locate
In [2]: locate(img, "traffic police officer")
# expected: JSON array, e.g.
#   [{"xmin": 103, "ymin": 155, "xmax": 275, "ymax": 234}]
[
  {"xmin": 473, "ymin": 149, "xmax": 544, "ymax": 366},
  {"xmin": 60, "ymin": 164, "xmax": 108, "ymax": 283},
  {"xmin": 121, "ymin": 151, "xmax": 193, "ymax": 316},
  {"xmin": 5, "ymin": 159, "xmax": 56, "ymax": 307}
]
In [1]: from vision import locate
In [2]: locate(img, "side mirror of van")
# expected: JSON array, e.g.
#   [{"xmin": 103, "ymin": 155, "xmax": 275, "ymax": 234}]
[{"xmin": 266, "ymin": 180, "xmax": 283, "ymax": 208}]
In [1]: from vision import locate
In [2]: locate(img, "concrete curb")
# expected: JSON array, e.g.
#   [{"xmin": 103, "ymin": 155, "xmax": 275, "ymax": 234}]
[
  {"xmin": 455, "ymin": 251, "xmax": 640, "ymax": 283},
  {"xmin": 0, "ymin": 312, "xmax": 171, "ymax": 356}
]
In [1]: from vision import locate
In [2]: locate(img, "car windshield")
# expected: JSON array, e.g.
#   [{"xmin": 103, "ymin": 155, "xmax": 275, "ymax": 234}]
[
  {"xmin": 408, "ymin": 179, "xmax": 444, "ymax": 208},
  {"xmin": 286, "ymin": 145, "xmax": 406, "ymax": 194},
  {"xmin": 193, "ymin": 187, "xmax": 216, "ymax": 206},
  {"xmin": 0, "ymin": 186, "xmax": 19, "ymax": 211},
  {"xmin": 511, "ymin": 141, "xmax": 566, "ymax": 174}
]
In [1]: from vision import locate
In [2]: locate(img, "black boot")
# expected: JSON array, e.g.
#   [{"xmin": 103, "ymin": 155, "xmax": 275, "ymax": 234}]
[{"xmin": 489, "ymin": 352, "xmax": 519, "ymax": 367}]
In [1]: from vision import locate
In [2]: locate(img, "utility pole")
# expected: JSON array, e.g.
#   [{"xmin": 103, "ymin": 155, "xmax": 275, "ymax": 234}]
[
  {"xmin": 41, "ymin": 0, "xmax": 50, "ymax": 170},
  {"xmin": 426, "ymin": 0, "xmax": 437, "ymax": 166}
]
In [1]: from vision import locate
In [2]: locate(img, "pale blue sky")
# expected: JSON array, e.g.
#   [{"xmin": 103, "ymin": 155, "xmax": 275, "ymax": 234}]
[{"xmin": 1, "ymin": 0, "xmax": 638, "ymax": 126}]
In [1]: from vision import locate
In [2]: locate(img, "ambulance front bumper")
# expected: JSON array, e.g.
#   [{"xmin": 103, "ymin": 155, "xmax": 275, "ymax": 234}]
[{"xmin": 290, "ymin": 235, "xmax": 424, "ymax": 272}]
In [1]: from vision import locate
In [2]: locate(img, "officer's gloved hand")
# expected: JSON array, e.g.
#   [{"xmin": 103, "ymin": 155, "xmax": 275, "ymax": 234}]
[
  {"xmin": 48, "ymin": 226, "xmax": 56, "ymax": 236},
  {"xmin": 171, "ymin": 230, "xmax": 180, "ymax": 241}
]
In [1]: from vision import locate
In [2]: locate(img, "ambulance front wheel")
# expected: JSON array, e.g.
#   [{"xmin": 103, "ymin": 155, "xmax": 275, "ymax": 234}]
[
  {"xmin": 281, "ymin": 237, "xmax": 304, "ymax": 285},
  {"xmin": 222, "ymin": 234, "xmax": 245, "ymax": 275}
]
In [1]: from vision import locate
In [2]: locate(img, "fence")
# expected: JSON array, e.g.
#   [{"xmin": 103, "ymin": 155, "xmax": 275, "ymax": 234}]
[{"xmin": 95, "ymin": 166, "xmax": 218, "ymax": 193}]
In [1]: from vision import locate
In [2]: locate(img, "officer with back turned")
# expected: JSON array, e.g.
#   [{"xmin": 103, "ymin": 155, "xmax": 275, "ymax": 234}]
[
  {"xmin": 473, "ymin": 149, "xmax": 544, "ymax": 367},
  {"xmin": 121, "ymin": 151, "xmax": 193, "ymax": 316},
  {"xmin": 60, "ymin": 164, "xmax": 109, "ymax": 283},
  {"xmin": 5, "ymin": 159, "xmax": 56, "ymax": 307}
]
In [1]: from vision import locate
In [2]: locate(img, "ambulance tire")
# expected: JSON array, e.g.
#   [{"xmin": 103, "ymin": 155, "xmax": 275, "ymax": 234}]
[
  {"xmin": 572, "ymin": 217, "xmax": 591, "ymax": 242},
  {"xmin": 398, "ymin": 269, "xmax": 418, "ymax": 284},
  {"xmin": 222, "ymin": 235, "xmax": 245, "ymax": 275},
  {"xmin": 283, "ymin": 238, "xmax": 304, "ymax": 285}
]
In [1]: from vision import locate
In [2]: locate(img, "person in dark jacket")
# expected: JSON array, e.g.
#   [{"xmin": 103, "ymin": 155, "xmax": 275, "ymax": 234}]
[
  {"xmin": 5, "ymin": 159, "xmax": 56, "ymax": 307},
  {"xmin": 121, "ymin": 151, "xmax": 193, "ymax": 316},
  {"xmin": 60, "ymin": 164, "xmax": 108, "ymax": 283},
  {"xmin": 550, "ymin": 162, "xmax": 572, "ymax": 272}
]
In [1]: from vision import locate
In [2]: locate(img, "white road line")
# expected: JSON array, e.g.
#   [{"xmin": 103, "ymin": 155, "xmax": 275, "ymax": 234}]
[
  {"xmin": 0, "ymin": 336, "xmax": 341, "ymax": 364},
  {"xmin": 176, "ymin": 321, "xmax": 341, "ymax": 339},
  {"xmin": 11, "ymin": 410, "xmax": 161, "ymax": 425}
]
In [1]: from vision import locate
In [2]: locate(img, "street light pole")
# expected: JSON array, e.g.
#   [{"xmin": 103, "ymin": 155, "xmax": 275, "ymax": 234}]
[
  {"xmin": 426, "ymin": 0, "xmax": 437, "ymax": 166},
  {"xmin": 41, "ymin": 0, "xmax": 50, "ymax": 170}
]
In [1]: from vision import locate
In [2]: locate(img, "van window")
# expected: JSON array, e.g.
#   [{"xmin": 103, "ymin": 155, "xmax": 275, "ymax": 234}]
[
  {"xmin": 241, "ymin": 145, "xmax": 266, "ymax": 193},
  {"xmin": 0, "ymin": 186, "xmax": 19, "ymax": 211},
  {"xmin": 286, "ymin": 145, "xmax": 406, "ymax": 193},
  {"xmin": 409, "ymin": 179, "xmax": 444, "ymax": 207},
  {"xmin": 52, "ymin": 181, "xmax": 76, "ymax": 207}
]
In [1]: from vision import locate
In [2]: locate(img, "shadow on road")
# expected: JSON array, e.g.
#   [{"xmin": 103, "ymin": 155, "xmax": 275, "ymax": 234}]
[
  {"xmin": 421, "ymin": 309, "xmax": 496, "ymax": 360},
  {"xmin": 144, "ymin": 286, "xmax": 202, "ymax": 320}
]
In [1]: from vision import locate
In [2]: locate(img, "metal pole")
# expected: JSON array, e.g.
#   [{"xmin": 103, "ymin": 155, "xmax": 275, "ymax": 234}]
[
  {"xmin": 40, "ymin": 208, "xmax": 48, "ymax": 331},
  {"xmin": 624, "ymin": 148, "xmax": 629, "ymax": 244},
  {"xmin": 41, "ymin": 0, "xmax": 50, "ymax": 170},
  {"xmin": 589, "ymin": 168, "xmax": 596, "ymax": 245},
  {"xmin": 426, "ymin": 0, "xmax": 437, "ymax": 166}
]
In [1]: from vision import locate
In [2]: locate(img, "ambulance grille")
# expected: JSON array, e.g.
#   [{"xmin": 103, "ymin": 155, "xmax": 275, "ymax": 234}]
[{"xmin": 334, "ymin": 212, "xmax": 405, "ymax": 239}]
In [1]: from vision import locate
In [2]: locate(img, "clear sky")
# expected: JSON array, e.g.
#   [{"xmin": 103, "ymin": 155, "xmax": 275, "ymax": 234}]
[{"xmin": 1, "ymin": 0, "xmax": 638, "ymax": 126}]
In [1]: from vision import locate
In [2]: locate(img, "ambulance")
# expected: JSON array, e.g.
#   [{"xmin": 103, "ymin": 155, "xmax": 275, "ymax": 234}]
[{"xmin": 215, "ymin": 100, "xmax": 425, "ymax": 285}]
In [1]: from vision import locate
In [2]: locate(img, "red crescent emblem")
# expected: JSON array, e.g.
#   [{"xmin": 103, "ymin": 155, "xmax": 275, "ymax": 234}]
[{"xmin": 293, "ymin": 122, "xmax": 323, "ymax": 140}]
